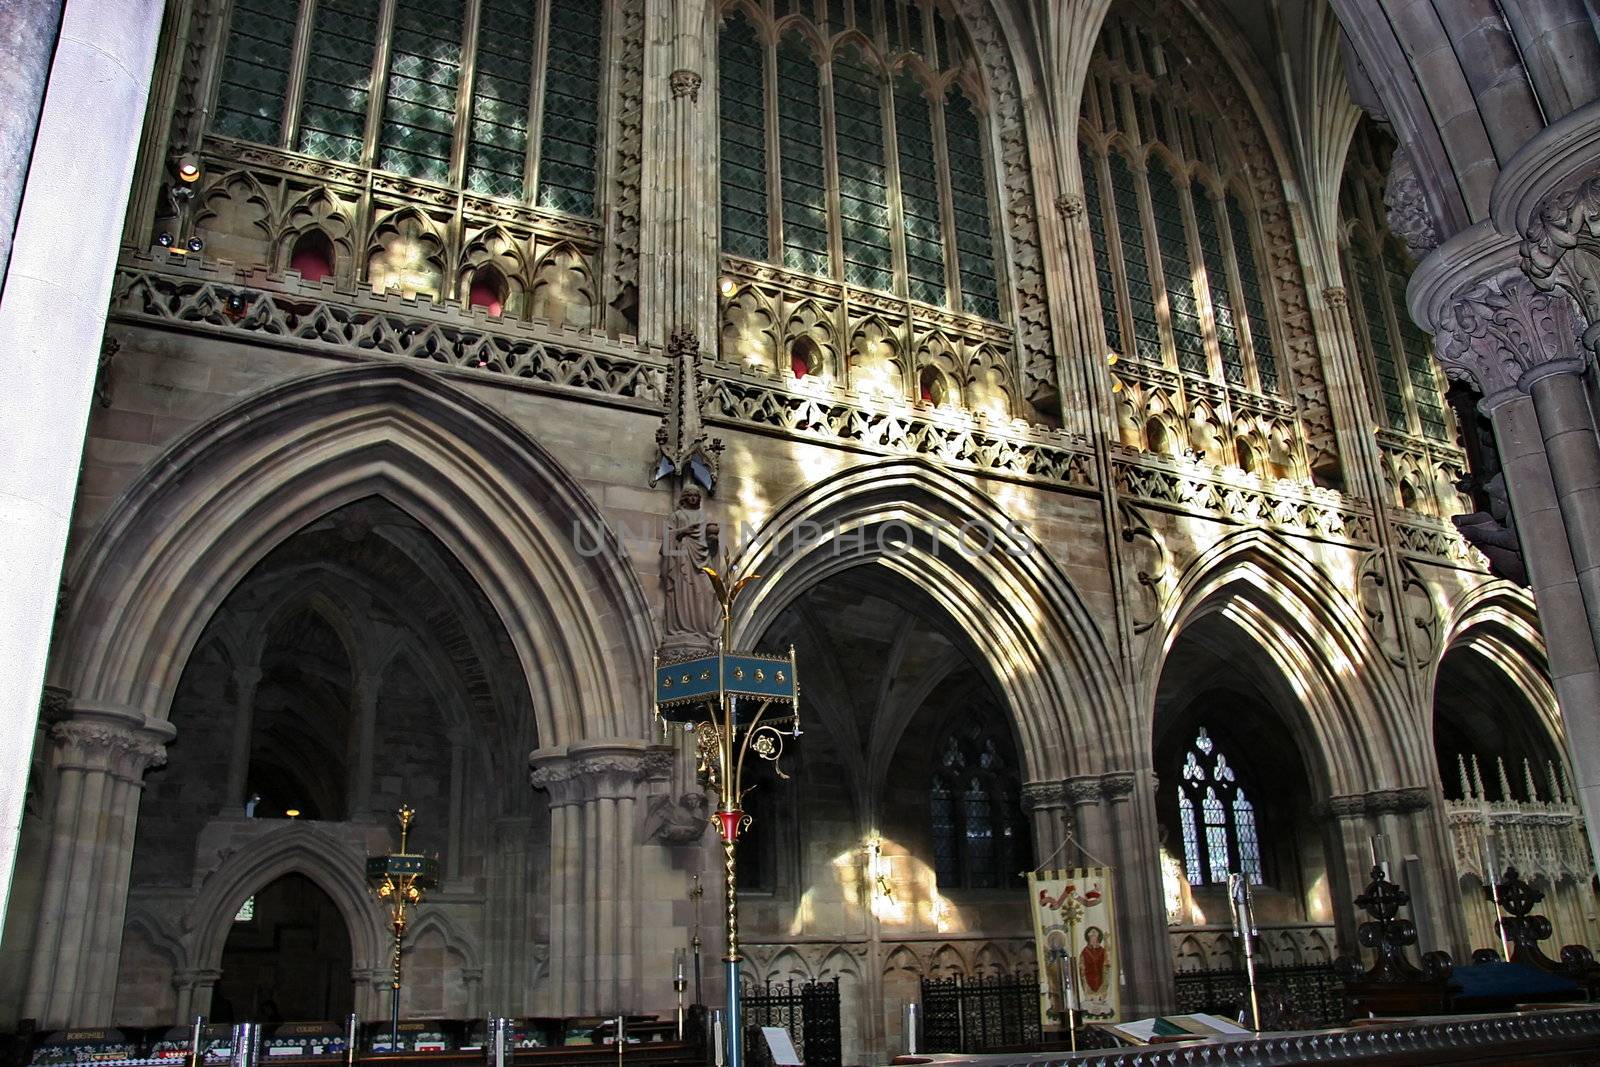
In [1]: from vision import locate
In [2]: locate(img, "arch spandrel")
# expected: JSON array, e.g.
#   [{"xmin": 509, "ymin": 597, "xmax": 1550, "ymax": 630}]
[
  {"xmin": 726, "ymin": 456, "xmax": 1130, "ymax": 781},
  {"xmin": 52, "ymin": 363, "xmax": 654, "ymax": 748}
]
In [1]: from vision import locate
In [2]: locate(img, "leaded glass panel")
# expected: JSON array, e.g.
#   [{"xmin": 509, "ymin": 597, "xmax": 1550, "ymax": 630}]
[
  {"xmin": 1386, "ymin": 246, "xmax": 1448, "ymax": 440},
  {"xmin": 1233, "ymin": 793, "xmax": 1262, "ymax": 884},
  {"xmin": 1226, "ymin": 193, "xmax": 1280, "ymax": 394},
  {"xmin": 719, "ymin": 16, "xmax": 770, "ymax": 259},
  {"xmin": 538, "ymin": 0, "xmax": 602, "ymax": 214},
  {"xmin": 1192, "ymin": 185, "xmax": 1244, "ymax": 385},
  {"xmin": 883, "ymin": 0, "xmax": 901, "ymax": 50},
  {"xmin": 377, "ymin": 0, "xmax": 464, "ymax": 182},
  {"xmin": 297, "ymin": 0, "xmax": 379, "ymax": 163},
  {"xmin": 851, "ymin": 0, "xmax": 874, "ymax": 36},
  {"xmin": 1352, "ymin": 242, "xmax": 1407, "ymax": 430},
  {"xmin": 1109, "ymin": 154, "xmax": 1162, "ymax": 362},
  {"xmin": 826, "ymin": 0, "xmax": 846, "ymax": 37},
  {"xmin": 466, "ymin": 0, "xmax": 537, "ymax": 198},
  {"xmin": 947, "ymin": 91, "xmax": 998, "ymax": 319},
  {"xmin": 1178, "ymin": 790, "xmax": 1200, "ymax": 884},
  {"xmin": 894, "ymin": 75, "xmax": 946, "ymax": 306},
  {"xmin": 834, "ymin": 49, "xmax": 894, "ymax": 292},
  {"xmin": 931, "ymin": 781, "xmax": 957, "ymax": 885},
  {"xmin": 778, "ymin": 38, "xmax": 830, "ymax": 275},
  {"xmin": 1080, "ymin": 147, "xmax": 1124, "ymax": 354},
  {"xmin": 1147, "ymin": 160, "xmax": 1206, "ymax": 374},
  {"xmin": 963, "ymin": 778, "xmax": 995, "ymax": 887},
  {"xmin": 213, "ymin": 0, "xmax": 296, "ymax": 145},
  {"xmin": 905, "ymin": 0, "xmax": 925, "ymax": 57},
  {"xmin": 932, "ymin": 8, "xmax": 951, "ymax": 68}
]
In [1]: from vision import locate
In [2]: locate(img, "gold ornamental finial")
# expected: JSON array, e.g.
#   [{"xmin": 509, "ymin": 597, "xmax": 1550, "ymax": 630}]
[
  {"xmin": 701, "ymin": 551, "xmax": 760, "ymax": 648},
  {"xmin": 397, "ymin": 804, "xmax": 415, "ymax": 852}
]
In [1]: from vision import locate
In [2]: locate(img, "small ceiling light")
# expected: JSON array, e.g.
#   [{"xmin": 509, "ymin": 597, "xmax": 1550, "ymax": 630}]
[
  {"xmin": 718, "ymin": 276, "xmax": 736, "ymax": 297},
  {"xmin": 1106, "ymin": 352, "xmax": 1119, "ymax": 366},
  {"xmin": 285, "ymin": 808, "xmax": 301, "ymax": 819},
  {"xmin": 175, "ymin": 155, "xmax": 201, "ymax": 183}
]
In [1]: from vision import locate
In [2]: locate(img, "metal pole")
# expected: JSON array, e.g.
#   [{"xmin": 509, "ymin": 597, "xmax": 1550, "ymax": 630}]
[
  {"xmin": 189, "ymin": 1015, "xmax": 205, "ymax": 1067},
  {"xmin": 345, "ymin": 1013, "xmax": 359, "ymax": 1067},
  {"xmin": 390, "ymin": 919, "xmax": 403, "ymax": 1052},
  {"xmin": 723, "ymin": 827, "xmax": 742, "ymax": 1067}
]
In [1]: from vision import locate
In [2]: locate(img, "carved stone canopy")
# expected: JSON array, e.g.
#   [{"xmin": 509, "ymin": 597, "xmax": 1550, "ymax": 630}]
[{"xmin": 650, "ymin": 329, "xmax": 722, "ymax": 493}]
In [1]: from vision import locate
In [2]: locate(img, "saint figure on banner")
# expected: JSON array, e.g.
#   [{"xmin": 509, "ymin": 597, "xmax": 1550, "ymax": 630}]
[{"xmin": 1079, "ymin": 925, "xmax": 1109, "ymax": 995}]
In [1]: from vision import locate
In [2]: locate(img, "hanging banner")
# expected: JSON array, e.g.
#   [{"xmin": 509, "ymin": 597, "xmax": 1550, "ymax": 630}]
[{"xmin": 1028, "ymin": 868, "xmax": 1121, "ymax": 1026}]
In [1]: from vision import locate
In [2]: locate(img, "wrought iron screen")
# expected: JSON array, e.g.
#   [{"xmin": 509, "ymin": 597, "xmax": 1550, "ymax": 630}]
[
  {"xmin": 919, "ymin": 973, "xmax": 1041, "ymax": 1054},
  {"xmin": 741, "ymin": 978, "xmax": 841, "ymax": 1067},
  {"xmin": 1173, "ymin": 962, "xmax": 1345, "ymax": 1028}
]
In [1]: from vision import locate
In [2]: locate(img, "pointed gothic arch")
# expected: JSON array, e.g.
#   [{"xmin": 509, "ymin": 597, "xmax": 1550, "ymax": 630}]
[
  {"xmin": 51, "ymin": 363, "xmax": 654, "ymax": 748},
  {"xmin": 729, "ymin": 457, "xmax": 1129, "ymax": 781}
]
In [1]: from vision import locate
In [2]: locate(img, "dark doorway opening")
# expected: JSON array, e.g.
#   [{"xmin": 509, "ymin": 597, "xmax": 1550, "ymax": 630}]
[{"xmin": 215, "ymin": 873, "xmax": 353, "ymax": 1022}]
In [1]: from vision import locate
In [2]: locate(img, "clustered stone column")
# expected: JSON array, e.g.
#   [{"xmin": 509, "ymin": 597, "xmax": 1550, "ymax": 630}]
[
  {"xmin": 1322, "ymin": 786, "xmax": 1460, "ymax": 956},
  {"xmin": 1420, "ymin": 244, "xmax": 1600, "ymax": 870},
  {"xmin": 23, "ymin": 702, "xmax": 173, "ymax": 1027},
  {"xmin": 529, "ymin": 740, "xmax": 666, "ymax": 1015}
]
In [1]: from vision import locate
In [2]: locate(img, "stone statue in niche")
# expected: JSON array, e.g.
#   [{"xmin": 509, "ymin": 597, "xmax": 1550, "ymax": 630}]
[{"xmin": 661, "ymin": 484, "xmax": 720, "ymax": 654}]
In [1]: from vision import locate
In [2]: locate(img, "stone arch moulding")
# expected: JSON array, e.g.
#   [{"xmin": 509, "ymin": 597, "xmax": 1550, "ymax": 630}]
[
  {"xmin": 1146, "ymin": 528, "xmax": 1421, "ymax": 796},
  {"xmin": 184, "ymin": 823, "xmax": 386, "ymax": 980},
  {"xmin": 51, "ymin": 362, "xmax": 655, "ymax": 747},
  {"xmin": 1433, "ymin": 581, "xmax": 1563, "ymax": 754},
  {"xmin": 728, "ymin": 457, "xmax": 1129, "ymax": 781}
]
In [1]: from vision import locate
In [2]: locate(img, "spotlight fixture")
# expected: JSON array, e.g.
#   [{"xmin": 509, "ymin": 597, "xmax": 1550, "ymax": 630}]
[
  {"xmin": 718, "ymin": 276, "xmax": 736, "ymax": 297},
  {"xmin": 186, "ymin": 236, "xmax": 205, "ymax": 253},
  {"xmin": 175, "ymin": 154, "xmax": 202, "ymax": 183},
  {"xmin": 285, "ymin": 808, "xmax": 301, "ymax": 819},
  {"xmin": 156, "ymin": 232, "xmax": 175, "ymax": 248}
]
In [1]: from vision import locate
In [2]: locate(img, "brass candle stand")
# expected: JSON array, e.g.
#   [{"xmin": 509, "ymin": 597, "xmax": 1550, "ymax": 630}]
[
  {"xmin": 653, "ymin": 558, "xmax": 802, "ymax": 1067},
  {"xmin": 366, "ymin": 805, "xmax": 440, "ymax": 1052}
]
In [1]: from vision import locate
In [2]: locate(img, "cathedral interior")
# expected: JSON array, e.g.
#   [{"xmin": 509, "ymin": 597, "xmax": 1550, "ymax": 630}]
[{"xmin": 3, "ymin": 0, "xmax": 1600, "ymax": 1063}]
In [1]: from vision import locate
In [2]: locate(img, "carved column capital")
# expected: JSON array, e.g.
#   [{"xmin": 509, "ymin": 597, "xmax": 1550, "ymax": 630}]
[
  {"xmin": 1100, "ymin": 771, "xmax": 1137, "ymax": 801},
  {"xmin": 1323, "ymin": 286, "xmax": 1348, "ymax": 310},
  {"xmin": 669, "ymin": 69, "xmax": 702, "ymax": 102},
  {"xmin": 1436, "ymin": 273, "xmax": 1588, "ymax": 408},
  {"xmin": 1056, "ymin": 194, "xmax": 1084, "ymax": 221},
  {"xmin": 529, "ymin": 741, "xmax": 656, "ymax": 803},
  {"xmin": 1523, "ymin": 174, "xmax": 1600, "ymax": 350},
  {"xmin": 48, "ymin": 704, "xmax": 174, "ymax": 782},
  {"xmin": 1321, "ymin": 786, "xmax": 1432, "ymax": 819},
  {"xmin": 1063, "ymin": 775, "xmax": 1103, "ymax": 805},
  {"xmin": 1383, "ymin": 148, "xmax": 1440, "ymax": 259},
  {"xmin": 1021, "ymin": 781, "xmax": 1067, "ymax": 811}
]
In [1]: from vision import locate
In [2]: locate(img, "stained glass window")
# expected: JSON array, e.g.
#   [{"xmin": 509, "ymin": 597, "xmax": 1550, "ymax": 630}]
[
  {"xmin": 1226, "ymin": 193, "xmax": 1280, "ymax": 395},
  {"xmin": 778, "ymin": 38, "xmax": 831, "ymax": 275},
  {"xmin": 1351, "ymin": 242, "xmax": 1407, "ymax": 430},
  {"xmin": 834, "ymin": 47, "xmax": 894, "ymax": 292},
  {"xmin": 895, "ymin": 74, "xmax": 947, "ymax": 307},
  {"xmin": 377, "ymin": 0, "xmax": 464, "ymax": 183},
  {"xmin": 931, "ymin": 719, "xmax": 1029, "ymax": 890},
  {"xmin": 1193, "ymin": 185, "xmax": 1243, "ymax": 386},
  {"xmin": 1174, "ymin": 727, "xmax": 1263, "ymax": 886},
  {"xmin": 1109, "ymin": 154, "xmax": 1163, "ymax": 363},
  {"xmin": 297, "ymin": 0, "xmax": 379, "ymax": 163},
  {"xmin": 720, "ymin": 15, "xmax": 770, "ymax": 259},
  {"xmin": 213, "ymin": 0, "xmax": 296, "ymax": 144},
  {"xmin": 946, "ymin": 90, "xmax": 999, "ymax": 319},
  {"xmin": 1081, "ymin": 147, "xmax": 1124, "ymax": 355},
  {"xmin": 538, "ymin": 0, "xmax": 602, "ymax": 215},
  {"xmin": 1148, "ymin": 160, "xmax": 1206, "ymax": 374},
  {"xmin": 1386, "ymin": 246, "xmax": 1448, "ymax": 440},
  {"xmin": 466, "ymin": 0, "xmax": 537, "ymax": 198}
]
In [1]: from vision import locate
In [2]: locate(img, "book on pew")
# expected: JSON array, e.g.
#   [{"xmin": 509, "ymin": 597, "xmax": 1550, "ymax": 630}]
[{"xmin": 1096, "ymin": 1012, "xmax": 1253, "ymax": 1045}]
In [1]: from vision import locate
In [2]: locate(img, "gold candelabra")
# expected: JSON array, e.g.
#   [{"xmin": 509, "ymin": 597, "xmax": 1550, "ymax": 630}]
[
  {"xmin": 366, "ymin": 805, "xmax": 439, "ymax": 1051},
  {"xmin": 653, "ymin": 557, "xmax": 801, "ymax": 1067}
]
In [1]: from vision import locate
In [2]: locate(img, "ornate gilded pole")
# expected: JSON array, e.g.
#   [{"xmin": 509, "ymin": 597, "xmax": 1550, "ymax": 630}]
[
  {"xmin": 654, "ymin": 559, "xmax": 800, "ymax": 1067},
  {"xmin": 366, "ymin": 805, "xmax": 439, "ymax": 1052}
]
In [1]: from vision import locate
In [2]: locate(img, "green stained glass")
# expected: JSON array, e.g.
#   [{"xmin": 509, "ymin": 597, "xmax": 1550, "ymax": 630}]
[
  {"xmin": 884, "ymin": 0, "xmax": 901, "ymax": 49},
  {"xmin": 719, "ymin": 15, "xmax": 769, "ymax": 259},
  {"xmin": 1148, "ymin": 160, "xmax": 1206, "ymax": 374},
  {"xmin": 538, "ymin": 0, "xmax": 602, "ymax": 215},
  {"xmin": 932, "ymin": 8, "xmax": 951, "ymax": 68},
  {"xmin": 833, "ymin": 48, "xmax": 893, "ymax": 292},
  {"xmin": 1109, "ymin": 154, "xmax": 1161, "ymax": 363},
  {"xmin": 297, "ymin": 0, "xmax": 379, "ymax": 163},
  {"xmin": 905, "ymin": 0, "xmax": 925, "ymax": 55},
  {"xmin": 826, "ymin": 0, "xmax": 846, "ymax": 36},
  {"xmin": 1192, "ymin": 184, "xmax": 1242, "ymax": 385},
  {"xmin": 213, "ymin": 0, "xmax": 295, "ymax": 145},
  {"xmin": 1386, "ymin": 245, "xmax": 1447, "ymax": 440},
  {"xmin": 1080, "ymin": 145, "xmax": 1124, "ymax": 355},
  {"xmin": 466, "ymin": 0, "xmax": 536, "ymax": 199},
  {"xmin": 1226, "ymin": 193, "xmax": 1280, "ymax": 394},
  {"xmin": 377, "ymin": 0, "xmax": 464, "ymax": 182},
  {"xmin": 894, "ymin": 74, "xmax": 946, "ymax": 307},
  {"xmin": 778, "ymin": 37, "xmax": 830, "ymax": 275},
  {"xmin": 946, "ymin": 91, "xmax": 998, "ymax": 319},
  {"xmin": 1351, "ymin": 242, "xmax": 1407, "ymax": 430}
]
